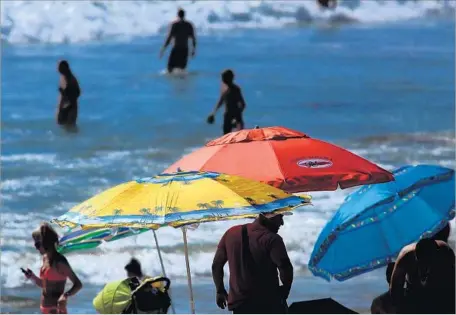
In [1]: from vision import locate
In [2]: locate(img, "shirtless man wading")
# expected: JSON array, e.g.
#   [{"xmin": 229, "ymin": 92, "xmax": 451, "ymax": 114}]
[{"xmin": 159, "ymin": 8, "xmax": 197, "ymax": 73}]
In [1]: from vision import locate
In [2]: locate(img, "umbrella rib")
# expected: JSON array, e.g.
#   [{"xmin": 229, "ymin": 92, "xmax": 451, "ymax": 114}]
[
  {"xmin": 267, "ymin": 141, "xmax": 287, "ymax": 182},
  {"xmin": 164, "ymin": 181, "xmax": 176, "ymax": 223},
  {"xmin": 197, "ymin": 145, "xmax": 226, "ymax": 172}
]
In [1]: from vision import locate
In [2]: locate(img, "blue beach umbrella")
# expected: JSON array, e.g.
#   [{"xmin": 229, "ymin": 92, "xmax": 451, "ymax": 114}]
[{"xmin": 308, "ymin": 164, "xmax": 455, "ymax": 282}]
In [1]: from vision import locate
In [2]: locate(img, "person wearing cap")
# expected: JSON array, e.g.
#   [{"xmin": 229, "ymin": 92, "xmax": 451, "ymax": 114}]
[
  {"xmin": 211, "ymin": 212, "xmax": 293, "ymax": 314},
  {"xmin": 159, "ymin": 8, "xmax": 197, "ymax": 73}
]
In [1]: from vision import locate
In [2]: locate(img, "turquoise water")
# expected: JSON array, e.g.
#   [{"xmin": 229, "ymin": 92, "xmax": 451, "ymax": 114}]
[{"xmin": 1, "ymin": 16, "xmax": 455, "ymax": 314}]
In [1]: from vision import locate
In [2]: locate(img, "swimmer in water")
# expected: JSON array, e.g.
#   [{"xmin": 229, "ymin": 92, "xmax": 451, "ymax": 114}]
[
  {"xmin": 207, "ymin": 69, "xmax": 246, "ymax": 135},
  {"xmin": 159, "ymin": 8, "xmax": 197, "ymax": 74},
  {"xmin": 56, "ymin": 60, "xmax": 81, "ymax": 127},
  {"xmin": 317, "ymin": 0, "xmax": 337, "ymax": 9}
]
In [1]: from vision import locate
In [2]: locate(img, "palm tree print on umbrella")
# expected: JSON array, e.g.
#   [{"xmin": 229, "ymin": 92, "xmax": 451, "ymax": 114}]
[
  {"xmin": 211, "ymin": 200, "xmax": 225, "ymax": 208},
  {"xmin": 154, "ymin": 206, "xmax": 164, "ymax": 215},
  {"xmin": 167, "ymin": 206, "xmax": 181, "ymax": 213},
  {"xmin": 268, "ymin": 194, "xmax": 279, "ymax": 199},
  {"xmin": 197, "ymin": 203, "xmax": 211, "ymax": 209},
  {"xmin": 181, "ymin": 177, "xmax": 193, "ymax": 185},
  {"xmin": 111, "ymin": 209, "xmax": 123, "ymax": 223},
  {"xmin": 245, "ymin": 197, "xmax": 257, "ymax": 205},
  {"xmin": 139, "ymin": 208, "xmax": 152, "ymax": 224}
]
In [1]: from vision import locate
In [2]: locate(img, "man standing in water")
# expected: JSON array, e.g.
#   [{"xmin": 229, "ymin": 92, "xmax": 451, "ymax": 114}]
[
  {"xmin": 159, "ymin": 8, "xmax": 197, "ymax": 73},
  {"xmin": 207, "ymin": 69, "xmax": 247, "ymax": 135}
]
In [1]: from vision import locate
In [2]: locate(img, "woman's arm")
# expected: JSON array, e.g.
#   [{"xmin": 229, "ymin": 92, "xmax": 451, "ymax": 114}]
[
  {"xmin": 27, "ymin": 271, "xmax": 43, "ymax": 288},
  {"xmin": 59, "ymin": 260, "xmax": 83, "ymax": 297}
]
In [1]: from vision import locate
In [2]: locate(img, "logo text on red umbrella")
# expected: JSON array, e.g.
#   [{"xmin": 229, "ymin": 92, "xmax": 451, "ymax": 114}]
[{"xmin": 297, "ymin": 158, "xmax": 333, "ymax": 169}]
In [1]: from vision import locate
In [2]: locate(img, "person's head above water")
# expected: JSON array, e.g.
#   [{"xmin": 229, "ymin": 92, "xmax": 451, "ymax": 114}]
[
  {"xmin": 125, "ymin": 258, "xmax": 143, "ymax": 278},
  {"xmin": 177, "ymin": 8, "xmax": 185, "ymax": 20},
  {"xmin": 221, "ymin": 69, "xmax": 234, "ymax": 85},
  {"xmin": 58, "ymin": 60, "xmax": 71, "ymax": 75},
  {"xmin": 415, "ymin": 238, "xmax": 439, "ymax": 267},
  {"xmin": 432, "ymin": 223, "xmax": 451, "ymax": 243}
]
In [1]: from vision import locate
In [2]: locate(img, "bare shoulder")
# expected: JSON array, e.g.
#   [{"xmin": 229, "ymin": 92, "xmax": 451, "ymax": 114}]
[
  {"xmin": 397, "ymin": 243, "xmax": 415, "ymax": 262},
  {"xmin": 436, "ymin": 240, "xmax": 451, "ymax": 248}
]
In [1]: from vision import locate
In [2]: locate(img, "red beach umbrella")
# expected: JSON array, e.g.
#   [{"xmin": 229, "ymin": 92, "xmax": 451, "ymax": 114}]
[{"xmin": 164, "ymin": 126, "xmax": 394, "ymax": 193}]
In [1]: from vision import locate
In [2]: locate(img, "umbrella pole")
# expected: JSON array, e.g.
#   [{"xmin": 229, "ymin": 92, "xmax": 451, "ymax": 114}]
[
  {"xmin": 182, "ymin": 226, "xmax": 196, "ymax": 314},
  {"xmin": 152, "ymin": 230, "xmax": 176, "ymax": 314}
]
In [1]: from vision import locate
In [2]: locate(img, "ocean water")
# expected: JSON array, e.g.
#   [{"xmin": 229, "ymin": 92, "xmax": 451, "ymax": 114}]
[{"xmin": 1, "ymin": 0, "xmax": 455, "ymax": 313}]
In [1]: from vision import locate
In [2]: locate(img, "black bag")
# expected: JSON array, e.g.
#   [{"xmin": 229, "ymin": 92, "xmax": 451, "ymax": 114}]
[{"xmin": 123, "ymin": 277, "xmax": 171, "ymax": 314}]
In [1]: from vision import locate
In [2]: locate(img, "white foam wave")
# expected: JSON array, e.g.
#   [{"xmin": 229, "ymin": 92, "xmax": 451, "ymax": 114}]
[
  {"xmin": 1, "ymin": 153, "xmax": 57, "ymax": 164},
  {"xmin": 1, "ymin": 177, "xmax": 60, "ymax": 192},
  {"xmin": 1, "ymin": 0, "xmax": 454, "ymax": 44}
]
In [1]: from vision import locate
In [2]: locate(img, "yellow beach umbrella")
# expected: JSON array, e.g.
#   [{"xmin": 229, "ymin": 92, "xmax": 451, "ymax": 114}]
[
  {"xmin": 52, "ymin": 171, "xmax": 311, "ymax": 230},
  {"xmin": 52, "ymin": 171, "xmax": 311, "ymax": 313}
]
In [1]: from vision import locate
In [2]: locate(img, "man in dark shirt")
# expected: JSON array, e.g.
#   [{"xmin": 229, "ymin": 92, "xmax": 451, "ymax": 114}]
[
  {"xmin": 159, "ymin": 8, "xmax": 197, "ymax": 73},
  {"xmin": 211, "ymin": 213, "xmax": 293, "ymax": 314}
]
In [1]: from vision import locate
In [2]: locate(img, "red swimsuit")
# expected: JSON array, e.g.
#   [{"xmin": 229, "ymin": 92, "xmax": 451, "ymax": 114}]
[{"xmin": 40, "ymin": 267, "xmax": 68, "ymax": 314}]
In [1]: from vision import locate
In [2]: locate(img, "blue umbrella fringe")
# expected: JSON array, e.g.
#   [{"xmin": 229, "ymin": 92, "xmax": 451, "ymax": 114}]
[
  {"xmin": 397, "ymin": 169, "xmax": 454, "ymax": 197},
  {"xmin": 309, "ymin": 169, "xmax": 455, "ymax": 271},
  {"xmin": 309, "ymin": 188, "xmax": 424, "ymax": 270},
  {"xmin": 309, "ymin": 205, "xmax": 455, "ymax": 282}
]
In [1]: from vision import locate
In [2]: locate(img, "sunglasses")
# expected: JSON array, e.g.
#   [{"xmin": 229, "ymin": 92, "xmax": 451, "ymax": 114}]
[{"xmin": 34, "ymin": 241, "xmax": 41, "ymax": 249}]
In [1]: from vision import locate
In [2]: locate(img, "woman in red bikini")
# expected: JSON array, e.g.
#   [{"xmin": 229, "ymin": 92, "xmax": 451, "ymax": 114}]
[{"xmin": 24, "ymin": 223, "xmax": 82, "ymax": 314}]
